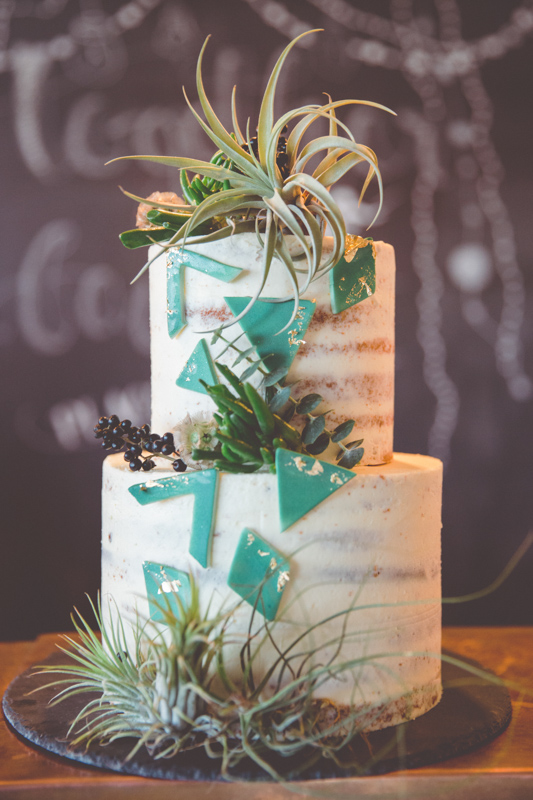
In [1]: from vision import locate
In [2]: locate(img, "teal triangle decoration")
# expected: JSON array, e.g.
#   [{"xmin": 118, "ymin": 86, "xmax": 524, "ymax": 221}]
[
  {"xmin": 224, "ymin": 297, "xmax": 315, "ymax": 374},
  {"xmin": 129, "ymin": 470, "xmax": 218, "ymax": 568},
  {"xmin": 142, "ymin": 562, "xmax": 192, "ymax": 623},
  {"xmin": 329, "ymin": 241, "xmax": 376, "ymax": 314},
  {"xmin": 275, "ymin": 450, "xmax": 356, "ymax": 532},
  {"xmin": 176, "ymin": 338, "xmax": 217, "ymax": 395},
  {"xmin": 227, "ymin": 528, "xmax": 290, "ymax": 621},
  {"xmin": 167, "ymin": 253, "xmax": 186, "ymax": 337},
  {"xmin": 167, "ymin": 249, "xmax": 243, "ymax": 338}
]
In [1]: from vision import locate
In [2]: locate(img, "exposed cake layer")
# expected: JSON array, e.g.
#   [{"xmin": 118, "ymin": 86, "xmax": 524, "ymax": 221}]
[
  {"xmin": 101, "ymin": 452, "xmax": 442, "ymax": 728},
  {"xmin": 149, "ymin": 234, "xmax": 395, "ymax": 465}
]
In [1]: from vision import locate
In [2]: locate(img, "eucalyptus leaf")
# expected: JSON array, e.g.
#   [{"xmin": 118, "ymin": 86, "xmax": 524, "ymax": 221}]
[
  {"xmin": 305, "ymin": 433, "xmax": 330, "ymax": 455},
  {"xmin": 232, "ymin": 346, "xmax": 257, "ymax": 367},
  {"xmin": 345, "ymin": 439, "xmax": 364, "ymax": 449},
  {"xmin": 330, "ymin": 420, "xmax": 355, "ymax": 443},
  {"xmin": 269, "ymin": 386, "xmax": 292, "ymax": 412},
  {"xmin": 263, "ymin": 368, "xmax": 289, "ymax": 387},
  {"xmin": 296, "ymin": 393, "xmax": 323, "ymax": 415},
  {"xmin": 337, "ymin": 447, "xmax": 364, "ymax": 469},
  {"xmin": 302, "ymin": 414, "xmax": 326, "ymax": 445},
  {"xmin": 282, "ymin": 403, "xmax": 296, "ymax": 423},
  {"xmin": 240, "ymin": 361, "xmax": 262, "ymax": 381}
]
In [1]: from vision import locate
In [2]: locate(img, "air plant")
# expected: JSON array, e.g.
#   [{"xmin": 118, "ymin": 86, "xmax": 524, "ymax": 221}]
[
  {"xmin": 32, "ymin": 576, "xmax": 421, "ymax": 780},
  {"xmin": 33, "ymin": 534, "xmax": 533, "ymax": 779},
  {"xmin": 110, "ymin": 29, "xmax": 395, "ymax": 330}
]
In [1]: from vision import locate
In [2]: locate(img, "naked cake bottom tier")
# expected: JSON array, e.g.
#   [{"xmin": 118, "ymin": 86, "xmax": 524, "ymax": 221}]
[{"xmin": 101, "ymin": 452, "xmax": 443, "ymax": 731}]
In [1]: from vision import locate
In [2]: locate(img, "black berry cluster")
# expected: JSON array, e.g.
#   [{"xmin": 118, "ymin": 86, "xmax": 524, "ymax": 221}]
[{"xmin": 94, "ymin": 416, "xmax": 187, "ymax": 473}]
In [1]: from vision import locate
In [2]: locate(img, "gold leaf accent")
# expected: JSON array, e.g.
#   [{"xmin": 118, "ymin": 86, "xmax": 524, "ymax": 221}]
[{"xmin": 344, "ymin": 235, "xmax": 377, "ymax": 262}]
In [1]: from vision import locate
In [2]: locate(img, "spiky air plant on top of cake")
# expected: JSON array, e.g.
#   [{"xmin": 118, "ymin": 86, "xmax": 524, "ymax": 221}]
[{"xmin": 111, "ymin": 29, "xmax": 394, "ymax": 329}]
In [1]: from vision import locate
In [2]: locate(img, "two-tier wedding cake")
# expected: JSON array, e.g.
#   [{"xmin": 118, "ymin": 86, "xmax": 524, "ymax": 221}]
[{"xmin": 98, "ymin": 30, "xmax": 443, "ymax": 740}]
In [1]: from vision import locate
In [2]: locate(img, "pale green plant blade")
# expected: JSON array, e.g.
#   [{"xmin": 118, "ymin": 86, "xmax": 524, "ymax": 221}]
[
  {"xmin": 326, "ymin": 92, "xmax": 337, "ymax": 140},
  {"xmin": 256, "ymin": 29, "xmax": 322, "ymax": 167},
  {"xmin": 292, "ymin": 201, "xmax": 323, "ymax": 277},
  {"xmin": 268, "ymin": 234, "xmax": 301, "ymax": 329},
  {"xmin": 183, "ymin": 90, "xmax": 269, "ymax": 186},
  {"xmin": 315, "ymin": 151, "xmax": 365, "ymax": 187},
  {"xmin": 293, "ymin": 135, "xmax": 377, "ymax": 174},
  {"xmin": 210, "ymin": 210, "xmax": 278, "ymax": 333},
  {"xmin": 263, "ymin": 190, "xmax": 312, "ymax": 267},
  {"xmin": 194, "ymin": 38, "xmax": 258, "ymax": 172},
  {"xmin": 111, "ymin": 153, "xmax": 259, "ymax": 191},
  {"xmin": 286, "ymin": 98, "xmax": 394, "ymax": 167},
  {"xmin": 284, "ymin": 172, "xmax": 345, "ymax": 240},
  {"xmin": 231, "ymin": 86, "xmax": 246, "ymax": 145},
  {"xmin": 358, "ymin": 162, "xmax": 376, "ymax": 205},
  {"xmin": 118, "ymin": 187, "xmax": 196, "ymax": 213},
  {"xmin": 311, "ymin": 146, "xmax": 346, "ymax": 180},
  {"xmin": 175, "ymin": 190, "xmax": 259, "ymax": 246},
  {"xmin": 306, "ymin": 202, "xmax": 344, "ymax": 274}
]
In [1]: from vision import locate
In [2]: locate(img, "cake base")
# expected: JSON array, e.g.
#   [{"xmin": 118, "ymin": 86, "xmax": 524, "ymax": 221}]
[{"xmin": 2, "ymin": 649, "xmax": 511, "ymax": 781}]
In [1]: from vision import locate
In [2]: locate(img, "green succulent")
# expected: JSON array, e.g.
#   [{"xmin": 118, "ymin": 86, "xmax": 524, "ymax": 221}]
[
  {"xmin": 191, "ymin": 362, "xmax": 364, "ymax": 473},
  {"xmin": 109, "ymin": 29, "xmax": 395, "ymax": 329}
]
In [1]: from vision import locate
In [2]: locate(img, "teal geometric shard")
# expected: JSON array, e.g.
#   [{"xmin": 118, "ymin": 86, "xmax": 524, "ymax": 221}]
[
  {"xmin": 329, "ymin": 241, "xmax": 376, "ymax": 314},
  {"xmin": 224, "ymin": 297, "xmax": 315, "ymax": 374},
  {"xmin": 275, "ymin": 449, "xmax": 356, "ymax": 532},
  {"xmin": 167, "ymin": 254, "xmax": 186, "ymax": 337},
  {"xmin": 142, "ymin": 562, "xmax": 192, "ymax": 623},
  {"xmin": 166, "ymin": 248, "xmax": 243, "ymax": 338},
  {"xmin": 129, "ymin": 470, "xmax": 218, "ymax": 568},
  {"xmin": 227, "ymin": 528, "xmax": 290, "ymax": 621},
  {"xmin": 176, "ymin": 338, "xmax": 217, "ymax": 395}
]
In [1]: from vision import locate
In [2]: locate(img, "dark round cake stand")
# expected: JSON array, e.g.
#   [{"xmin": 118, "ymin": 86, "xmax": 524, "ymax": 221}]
[{"xmin": 2, "ymin": 649, "xmax": 511, "ymax": 782}]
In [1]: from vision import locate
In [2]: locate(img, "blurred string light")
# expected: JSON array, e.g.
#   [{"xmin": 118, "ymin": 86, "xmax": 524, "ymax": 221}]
[
  {"xmin": 0, "ymin": 0, "xmax": 164, "ymax": 76},
  {"xmin": 1, "ymin": 0, "xmax": 166, "ymax": 179},
  {"xmin": 244, "ymin": 0, "xmax": 533, "ymax": 463}
]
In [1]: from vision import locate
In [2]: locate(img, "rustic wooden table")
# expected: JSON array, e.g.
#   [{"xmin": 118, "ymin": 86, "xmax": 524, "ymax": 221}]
[{"xmin": 1, "ymin": 628, "xmax": 532, "ymax": 799}]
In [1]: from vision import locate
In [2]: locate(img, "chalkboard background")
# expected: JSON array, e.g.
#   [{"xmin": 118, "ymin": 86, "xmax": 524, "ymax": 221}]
[{"xmin": 2, "ymin": 0, "xmax": 532, "ymax": 640}]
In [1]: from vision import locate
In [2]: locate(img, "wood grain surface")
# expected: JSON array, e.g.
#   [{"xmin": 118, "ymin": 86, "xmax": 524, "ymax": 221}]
[{"xmin": 1, "ymin": 628, "xmax": 532, "ymax": 798}]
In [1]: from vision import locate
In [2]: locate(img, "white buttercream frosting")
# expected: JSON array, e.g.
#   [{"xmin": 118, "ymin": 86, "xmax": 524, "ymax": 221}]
[{"xmin": 101, "ymin": 452, "xmax": 442, "ymax": 727}]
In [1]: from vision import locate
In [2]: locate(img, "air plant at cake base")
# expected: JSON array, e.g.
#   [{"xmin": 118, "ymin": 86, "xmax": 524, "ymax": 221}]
[
  {"xmin": 31, "ymin": 575, "xmax": 416, "ymax": 779},
  {"xmin": 190, "ymin": 362, "xmax": 364, "ymax": 473},
  {"xmin": 32, "ymin": 536, "xmax": 533, "ymax": 781},
  {"xmin": 109, "ymin": 30, "xmax": 395, "ymax": 331}
]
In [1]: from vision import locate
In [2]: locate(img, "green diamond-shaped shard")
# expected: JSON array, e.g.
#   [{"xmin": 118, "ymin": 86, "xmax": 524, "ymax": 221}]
[
  {"xmin": 176, "ymin": 338, "xmax": 217, "ymax": 395},
  {"xmin": 167, "ymin": 248, "xmax": 243, "ymax": 338},
  {"xmin": 276, "ymin": 449, "xmax": 356, "ymax": 532},
  {"xmin": 142, "ymin": 562, "xmax": 191, "ymax": 623},
  {"xmin": 129, "ymin": 470, "xmax": 218, "ymax": 567},
  {"xmin": 329, "ymin": 242, "xmax": 376, "ymax": 314},
  {"xmin": 228, "ymin": 528, "xmax": 290, "ymax": 621},
  {"xmin": 167, "ymin": 253, "xmax": 186, "ymax": 338},
  {"xmin": 224, "ymin": 297, "xmax": 315, "ymax": 374}
]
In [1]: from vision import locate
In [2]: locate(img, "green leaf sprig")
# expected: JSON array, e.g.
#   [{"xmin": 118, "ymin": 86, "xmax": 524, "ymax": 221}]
[
  {"xmin": 191, "ymin": 363, "xmax": 363, "ymax": 473},
  {"xmin": 268, "ymin": 386, "xmax": 365, "ymax": 469},
  {"xmin": 109, "ymin": 30, "xmax": 395, "ymax": 327}
]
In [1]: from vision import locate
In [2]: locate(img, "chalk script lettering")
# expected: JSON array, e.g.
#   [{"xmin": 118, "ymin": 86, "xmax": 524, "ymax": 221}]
[{"xmin": 16, "ymin": 220, "xmax": 148, "ymax": 356}]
